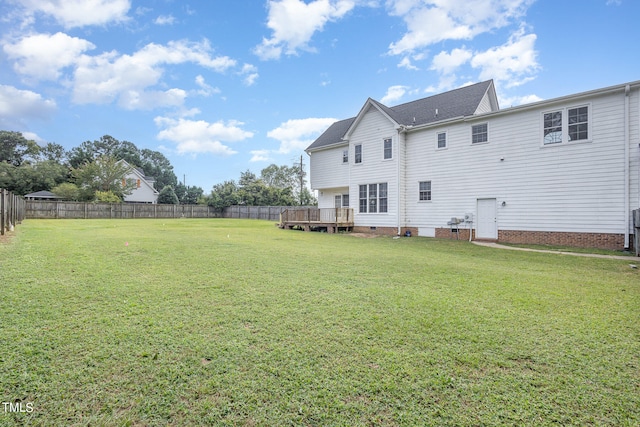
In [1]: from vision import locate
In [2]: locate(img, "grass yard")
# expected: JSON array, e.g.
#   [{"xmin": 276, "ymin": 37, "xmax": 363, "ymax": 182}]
[{"xmin": 1, "ymin": 219, "xmax": 638, "ymax": 426}]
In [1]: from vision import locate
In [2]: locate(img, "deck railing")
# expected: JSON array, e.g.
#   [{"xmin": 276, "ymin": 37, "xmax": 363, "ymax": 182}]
[{"xmin": 280, "ymin": 207, "xmax": 353, "ymax": 225}]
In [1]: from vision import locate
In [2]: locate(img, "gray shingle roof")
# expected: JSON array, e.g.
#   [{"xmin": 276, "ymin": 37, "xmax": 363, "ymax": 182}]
[
  {"xmin": 307, "ymin": 80, "xmax": 494, "ymax": 151},
  {"xmin": 306, "ymin": 117, "xmax": 355, "ymax": 151}
]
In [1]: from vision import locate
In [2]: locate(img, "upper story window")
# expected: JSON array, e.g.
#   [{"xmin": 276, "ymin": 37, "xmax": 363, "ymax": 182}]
[
  {"xmin": 543, "ymin": 111, "xmax": 562, "ymax": 144},
  {"xmin": 383, "ymin": 138, "xmax": 392, "ymax": 159},
  {"xmin": 437, "ymin": 132, "xmax": 447, "ymax": 149},
  {"xmin": 472, "ymin": 123, "xmax": 488, "ymax": 144},
  {"xmin": 342, "ymin": 149, "xmax": 348, "ymax": 163},
  {"xmin": 568, "ymin": 106, "xmax": 589, "ymax": 141},
  {"xmin": 543, "ymin": 105, "xmax": 590, "ymax": 145},
  {"xmin": 354, "ymin": 144, "xmax": 362, "ymax": 164}
]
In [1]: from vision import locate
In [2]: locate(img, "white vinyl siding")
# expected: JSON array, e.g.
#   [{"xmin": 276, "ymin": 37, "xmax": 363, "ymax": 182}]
[
  {"xmin": 348, "ymin": 105, "xmax": 398, "ymax": 227},
  {"xmin": 309, "ymin": 146, "xmax": 349, "ymax": 190},
  {"xmin": 405, "ymin": 90, "xmax": 631, "ymax": 235}
]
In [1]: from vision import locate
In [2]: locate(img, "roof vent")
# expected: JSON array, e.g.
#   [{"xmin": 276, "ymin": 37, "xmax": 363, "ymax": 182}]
[{"xmin": 435, "ymin": 108, "xmax": 438, "ymax": 118}]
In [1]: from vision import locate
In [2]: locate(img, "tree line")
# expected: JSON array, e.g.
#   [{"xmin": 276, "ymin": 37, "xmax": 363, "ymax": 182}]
[{"xmin": 0, "ymin": 131, "xmax": 315, "ymax": 208}]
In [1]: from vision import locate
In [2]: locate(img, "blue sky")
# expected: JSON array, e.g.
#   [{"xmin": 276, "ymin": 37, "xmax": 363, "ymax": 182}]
[{"xmin": 1, "ymin": 0, "xmax": 638, "ymax": 191}]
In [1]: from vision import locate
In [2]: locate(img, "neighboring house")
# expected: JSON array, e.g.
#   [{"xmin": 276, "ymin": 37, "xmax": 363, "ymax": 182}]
[
  {"xmin": 306, "ymin": 80, "xmax": 640, "ymax": 250},
  {"xmin": 118, "ymin": 159, "xmax": 159, "ymax": 204},
  {"xmin": 24, "ymin": 190, "xmax": 63, "ymax": 201}
]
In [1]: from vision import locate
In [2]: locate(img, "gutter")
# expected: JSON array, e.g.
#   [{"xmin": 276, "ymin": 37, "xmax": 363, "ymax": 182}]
[{"xmin": 396, "ymin": 125, "xmax": 406, "ymax": 235}]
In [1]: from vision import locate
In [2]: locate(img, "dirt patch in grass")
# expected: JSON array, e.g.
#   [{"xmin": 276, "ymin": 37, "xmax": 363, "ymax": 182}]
[
  {"xmin": 0, "ymin": 232, "xmax": 16, "ymax": 245},
  {"xmin": 348, "ymin": 232, "xmax": 379, "ymax": 238}
]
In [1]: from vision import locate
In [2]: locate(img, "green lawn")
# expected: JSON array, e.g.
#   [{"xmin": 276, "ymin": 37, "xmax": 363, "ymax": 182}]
[{"xmin": 1, "ymin": 219, "xmax": 638, "ymax": 426}]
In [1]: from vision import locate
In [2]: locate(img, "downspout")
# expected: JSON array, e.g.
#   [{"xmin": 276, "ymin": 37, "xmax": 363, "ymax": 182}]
[
  {"xmin": 396, "ymin": 126, "xmax": 405, "ymax": 236},
  {"xmin": 624, "ymin": 85, "xmax": 630, "ymax": 249}
]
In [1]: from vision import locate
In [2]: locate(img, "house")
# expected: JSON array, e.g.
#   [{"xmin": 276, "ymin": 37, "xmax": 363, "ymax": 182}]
[
  {"xmin": 117, "ymin": 159, "xmax": 159, "ymax": 204},
  {"xmin": 306, "ymin": 80, "xmax": 640, "ymax": 250},
  {"xmin": 24, "ymin": 190, "xmax": 63, "ymax": 201}
]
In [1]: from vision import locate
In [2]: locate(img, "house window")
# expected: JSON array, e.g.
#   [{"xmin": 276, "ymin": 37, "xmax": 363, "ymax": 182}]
[
  {"xmin": 335, "ymin": 194, "xmax": 349, "ymax": 208},
  {"xmin": 136, "ymin": 179, "xmax": 141, "ymax": 188},
  {"xmin": 383, "ymin": 138, "xmax": 392, "ymax": 159},
  {"xmin": 379, "ymin": 183, "xmax": 388, "ymax": 213},
  {"xmin": 342, "ymin": 149, "xmax": 348, "ymax": 163},
  {"xmin": 568, "ymin": 106, "xmax": 589, "ymax": 141},
  {"xmin": 543, "ymin": 105, "xmax": 590, "ymax": 145},
  {"xmin": 419, "ymin": 181, "xmax": 432, "ymax": 201},
  {"xmin": 472, "ymin": 123, "xmax": 488, "ymax": 144},
  {"xmin": 359, "ymin": 183, "xmax": 387, "ymax": 213},
  {"xmin": 359, "ymin": 185, "xmax": 367, "ymax": 213},
  {"xmin": 355, "ymin": 144, "xmax": 362, "ymax": 164},
  {"xmin": 543, "ymin": 111, "xmax": 563, "ymax": 144},
  {"xmin": 368, "ymin": 184, "xmax": 377, "ymax": 213},
  {"xmin": 437, "ymin": 132, "xmax": 447, "ymax": 149}
]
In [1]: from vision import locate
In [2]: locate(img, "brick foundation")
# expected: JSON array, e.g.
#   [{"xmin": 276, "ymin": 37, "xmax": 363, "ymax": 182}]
[
  {"xmin": 433, "ymin": 227, "xmax": 631, "ymax": 250},
  {"xmin": 498, "ymin": 230, "xmax": 629, "ymax": 251},
  {"xmin": 353, "ymin": 226, "xmax": 631, "ymax": 251},
  {"xmin": 435, "ymin": 228, "xmax": 475, "ymax": 241}
]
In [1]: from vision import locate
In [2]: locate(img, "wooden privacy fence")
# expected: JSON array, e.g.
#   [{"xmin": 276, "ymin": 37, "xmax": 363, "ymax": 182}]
[
  {"xmin": 1, "ymin": 188, "xmax": 26, "ymax": 235},
  {"xmin": 26, "ymin": 201, "xmax": 220, "ymax": 219},
  {"xmin": 25, "ymin": 201, "xmax": 313, "ymax": 221}
]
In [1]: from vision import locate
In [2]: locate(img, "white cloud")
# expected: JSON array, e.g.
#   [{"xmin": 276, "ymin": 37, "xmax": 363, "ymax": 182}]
[
  {"xmin": 380, "ymin": 85, "xmax": 410, "ymax": 104},
  {"xmin": 18, "ymin": 0, "xmax": 131, "ymax": 28},
  {"xmin": 194, "ymin": 75, "xmax": 220, "ymax": 97},
  {"xmin": 499, "ymin": 93, "xmax": 543, "ymax": 107},
  {"xmin": 21, "ymin": 131, "xmax": 46, "ymax": 143},
  {"xmin": 240, "ymin": 64, "xmax": 259, "ymax": 86},
  {"xmin": 470, "ymin": 28, "xmax": 539, "ymax": 88},
  {"xmin": 267, "ymin": 117, "xmax": 338, "ymax": 153},
  {"xmin": 254, "ymin": 0, "xmax": 356, "ymax": 60},
  {"xmin": 3, "ymin": 32, "xmax": 95, "ymax": 81},
  {"xmin": 154, "ymin": 15, "xmax": 176, "ymax": 25},
  {"xmin": 72, "ymin": 39, "xmax": 236, "ymax": 109},
  {"xmin": 430, "ymin": 48, "xmax": 472, "ymax": 75},
  {"xmin": 250, "ymin": 149, "xmax": 273, "ymax": 162},
  {"xmin": 423, "ymin": 74, "xmax": 460, "ymax": 94},
  {"xmin": 119, "ymin": 88, "xmax": 187, "ymax": 111},
  {"xmin": 154, "ymin": 116, "xmax": 253, "ymax": 156},
  {"xmin": 0, "ymin": 85, "xmax": 56, "ymax": 128},
  {"xmin": 386, "ymin": 0, "xmax": 534, "ymax": 55},
  {"xmin": 398, "ymin": 57, "xmax": 419, "ymax": 70}
]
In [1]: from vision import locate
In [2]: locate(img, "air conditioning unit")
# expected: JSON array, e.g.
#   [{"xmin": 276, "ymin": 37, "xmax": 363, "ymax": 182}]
[{"xmin": 464, "ymin": 213, "xmax": 473, "ymax": 222}]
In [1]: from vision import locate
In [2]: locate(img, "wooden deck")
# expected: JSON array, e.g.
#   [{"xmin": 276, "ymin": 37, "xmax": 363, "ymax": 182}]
[{"xmin": 279, "ymin": 208, "xmax": 354, "ymax": 233}]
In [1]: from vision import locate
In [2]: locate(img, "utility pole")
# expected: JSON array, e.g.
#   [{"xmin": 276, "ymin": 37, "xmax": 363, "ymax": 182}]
[{"xmin": 299, "ymin": 155, "xmax": 304, "ymax": 206}]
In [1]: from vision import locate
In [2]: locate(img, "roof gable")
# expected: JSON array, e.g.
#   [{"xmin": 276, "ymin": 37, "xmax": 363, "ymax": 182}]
[
  {"xmin": 306, "ymin": 80, "xmax": 496, "ymax": 152},
  {"xmin": 117, "ymin": 159, "xmax": 159, "ymax": 195}
]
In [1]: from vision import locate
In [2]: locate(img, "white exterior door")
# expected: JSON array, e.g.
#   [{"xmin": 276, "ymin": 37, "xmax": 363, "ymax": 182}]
[{"xmin": 477, "ymin": 198, "xmax": 497, "ymax": 239}]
